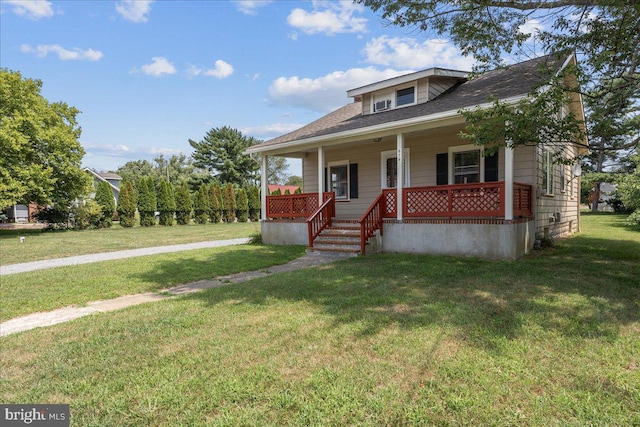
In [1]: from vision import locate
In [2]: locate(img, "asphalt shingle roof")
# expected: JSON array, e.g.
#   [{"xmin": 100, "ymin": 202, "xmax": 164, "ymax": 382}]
[{"xmin": 255, "ymin": 53, "xmax": 567, "ymax": 150}]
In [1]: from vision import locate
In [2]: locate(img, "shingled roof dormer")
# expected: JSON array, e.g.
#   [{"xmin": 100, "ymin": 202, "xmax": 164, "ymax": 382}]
[{"xmin": 347, "ymin": 68, "xmax": 469, "ymax": 115}]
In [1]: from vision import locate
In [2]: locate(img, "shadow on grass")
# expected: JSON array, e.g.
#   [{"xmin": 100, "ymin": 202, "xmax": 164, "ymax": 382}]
[{"xmin": 136, "ymin": 235, "xmax": 640, "ymax": 354}]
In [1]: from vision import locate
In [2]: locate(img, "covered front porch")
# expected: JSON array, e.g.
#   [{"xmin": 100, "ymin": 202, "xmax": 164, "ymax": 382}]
[{"xmin": 261, "ymin": 179, "xmax": 534, "ymax": 259}]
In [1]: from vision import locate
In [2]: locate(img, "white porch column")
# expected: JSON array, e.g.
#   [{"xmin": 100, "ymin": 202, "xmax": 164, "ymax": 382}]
[
  {"xmin": 505, "ymin": 146, "xmax": 514, "ymax": 220},
  {"xmin": 261, "ymin": 155, "xmax": 268, "ymax": 221},
  {"xmin": 396, "ymin": 133, "xmax": 404, "ymax": 221},
  {"xmin": 317, "ymin": 146, "xmax": 325, "ymax": 206}
]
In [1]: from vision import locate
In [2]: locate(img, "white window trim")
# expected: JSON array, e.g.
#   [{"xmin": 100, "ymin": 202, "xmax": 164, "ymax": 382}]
[
  {"xmin": 381, "ymin": 149, "xmax": 410, "ymax": 189},
  {"xmin": 395, "ymin": 82, "xmax": 417, "ymax": 108},
  {"xmin": 448, "ymin": 144, "xmax": 485, "ymax": 185},
  {"xmin": 328, "ymin": 160, "xmax": 349, "ymax": 200},
  {"xmin": 542, "ymin": 149, "xmax": 554, "ymax": 196}
]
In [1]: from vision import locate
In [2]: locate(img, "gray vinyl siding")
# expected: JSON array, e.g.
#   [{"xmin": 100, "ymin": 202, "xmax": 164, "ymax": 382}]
[{"xmin": 534, "ymin": 143, "xmax": 580, "ymax": 239}]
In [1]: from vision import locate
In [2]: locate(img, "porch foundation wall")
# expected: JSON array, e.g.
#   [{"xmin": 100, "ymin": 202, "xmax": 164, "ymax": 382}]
[
  {"xmin": 261, "ymin": 221, "xmax": 309, "ymax": 246},
  {"xmin": 380, "ymin": 220, "xmax": 535, "ymax": 260}
]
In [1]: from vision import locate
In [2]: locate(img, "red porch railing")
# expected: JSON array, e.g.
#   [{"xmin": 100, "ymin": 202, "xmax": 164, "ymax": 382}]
[
  {"xmin": 383, "ymin": 182, "xmax": 532, "ymax": 219},
  {"xmin": 307, "ymin": 195, "xmax": 335, "ymax": 247},
  {"xmin": 358, "ymin": 193, "xmax": 385, "ymax": 255},
  {"xmin": 266, "ymin": 193, "xmax": 319, "ymax": 219}
]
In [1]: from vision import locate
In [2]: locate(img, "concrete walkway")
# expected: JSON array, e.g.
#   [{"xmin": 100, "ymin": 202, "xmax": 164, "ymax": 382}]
[
  {"xmin": 0, "ymin": 238, "xmax": 251, "ymax": 276},
  {"xmin": 0, "ymin": 252, "xmax": 351, "ymax": 337}
]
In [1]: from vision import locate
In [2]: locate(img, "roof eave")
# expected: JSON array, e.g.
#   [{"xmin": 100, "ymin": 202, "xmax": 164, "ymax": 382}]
[{"xmin": 246, "ymin": 94, "xmax": 528, "ymax": 155}]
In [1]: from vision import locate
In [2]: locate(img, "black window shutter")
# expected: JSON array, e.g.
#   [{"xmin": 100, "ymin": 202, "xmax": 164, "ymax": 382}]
[
  {"xmin": 436, "ymin": 153, "xmax": 448, "ymax": 185},
  {"xmin": 324, "ymin": 167, "xmax": 328, "ymax": 192},
  {"xmin": 484, "ymin": 151, "xmax": 499, "ymax": 182},
  {"xmin": 349, "ymin": 163, "xmax": 358, "ymax": 199}
]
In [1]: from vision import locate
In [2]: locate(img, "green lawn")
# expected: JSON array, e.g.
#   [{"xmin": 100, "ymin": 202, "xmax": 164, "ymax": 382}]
[
  {"xmin": 1, "ymin": 213, "xmax": 638, "ymax": 426},
  {"xmin": 0, "ymin": 222, "xmax": 259, "ymax": 265}
]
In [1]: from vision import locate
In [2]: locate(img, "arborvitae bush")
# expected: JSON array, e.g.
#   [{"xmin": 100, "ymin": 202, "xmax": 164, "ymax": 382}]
[
  {"xmin": 117, "ymin": 181, "xmax": 136, "ymax": 227},
  {"xmin": 193, "ymin": 184, "xmax": 210, "ymax": 224},
  {"xmin": 294, "ymin": 187, "xmax": 302, "ymax": 194},
  {"xmin": 157, "ymin": 180, "xmax": 176, "ymax": 226},
  {"xmin": 284, "ymin": 189, "xmax": 291, "ymax": 195},
  {"xmin": 271, "ymin": 188, "xmax": 281, "ymax": 196},
  {"xmin": 138, "ymin": 177, "xmax": 156, "ymax": 227},
  {"xmin": 209, "ymin": 183, "xmax": 222, "ymax": 223},
  {"xmin": 248, "ymin": 185, "xmax": 260, "ymax": 221},
  {"xmin": 71, "ymin": 199, "xmax": 103, "ymax": 230},
  {"xmin": 174, "ymin": 183, "xmax": 192, "ymax": 225},
  {"xmin": 95, "ymin": 181, "xmax": 115, "ymax": 228},
  {"xmin": 223, "ymin": 183, "xmax": 236, "ymax": 223},
  {"xmin": 236, "ymin": 188, "xmax": 249, "ymax": 222}
]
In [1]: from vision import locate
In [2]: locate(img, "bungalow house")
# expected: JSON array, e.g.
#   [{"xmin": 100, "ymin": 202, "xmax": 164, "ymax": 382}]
[{"xmin": 247, "ymin": 53, "xmax": 588, "ymax": 259}]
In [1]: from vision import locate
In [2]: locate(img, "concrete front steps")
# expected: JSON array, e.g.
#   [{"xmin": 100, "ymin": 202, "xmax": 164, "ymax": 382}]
[{"xmin": 306, "ymin": 219, "xmax": 363, "ymax": 257}]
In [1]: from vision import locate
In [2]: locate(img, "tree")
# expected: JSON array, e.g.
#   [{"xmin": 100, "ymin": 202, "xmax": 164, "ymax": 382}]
[
  {"xmin": 267, "ymin": 156, "xmax": 290, "ymax": 185},
  {"xmin": 193, "ymin": 184, "xmax": 210, "ymax": 224},
  {"xmin": 174, "ymin": 183, "xmax": 192, "ymax": 225},
  {"xmin": 0, "ymin": 69, "xmax": 91, "ymax": 208},
  {"xmin": 116, "ymin": 154, "xmax": 206, "ymax": 195},
  {"xmin": 286, "ymin": 175, "xmax": 303, "ymax": 187},
  {"xmin": 358, "ymin": 1, "xmax": 640, "ymax": 163},
  {"xmin": 117, "ymin": 181, "xmax": 136, "ymax": 227},
  {"xmin": 157, "ymin": 180, "xmax": 176, "ymax": 226},
  {"xmin": 248, "ymin": 185, "xmax": 261, "ymax": 222},
  {"xmin": 236, "ymin": 188, "xmax": 249, "ymax": 222},
  {"xmin": 137, "ymin": 177, "xmax": 156, "ymax": 227},
  {"xmin": 223, "ymin": 184, "xmax": 236, "ymax": 223},
  {"xmin": 189, "ymin": 126, "xmax": 260, "ymax": 187},
  {"xmin": 209, "ymin": 183, "xmax": 222, "ymax": 223},
  {"xmin": 94, "ymin": 181, "xmax": 115, "ymax": 228},
  {"xmin": 617, "ymin": 154, "xmax": 640, "ymax": 226}
]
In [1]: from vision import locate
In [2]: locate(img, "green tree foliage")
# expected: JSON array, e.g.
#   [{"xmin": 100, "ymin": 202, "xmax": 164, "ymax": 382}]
[
  {"xmin": 117, "ymin": 181, "xmax": 136, "ymax": 227},
  {"xmin": 358, "ymin": 0, "xmax": 640, "ymax": 164},
  {"xmin": 223, "ymin": 184, "xmax": 236, "ymax": 223},
  {"xmin": 266, "ymin": 156, "xmax": 290, "ymax": 185},
  {"xmin": 174, "ymin": 183, "xmax": 192, "ymax": 225},
  {"xmin": 116, "ymin": 154, "xmax": 207, "ymax": 195},
  {"xmin": 617, "ymin": 155, "xmax": 640, "ymax": 226},
  {"xmin": 193, "ymin": 184, "xmax": 210, "ymax": 225},
  {"xmin": 94, "ymin": 181, "xmax": 115, "ymax": 228},
  {"xmin": 157, "ymin": 180, "xmax": 176, "ymax": 226},
  {"xmin": 0, "ymin": 69, "xmax": 91, "ymax": 208},
  {"xmin": 209, "ymin": 183, "xmax": 222, "ymax": 223},
  {"xmin": 189, "ymin": 126, "xmax": 260, "ymax": 187},
  {"xmin": 236, "ymin": 188, "xmax": 249, "ymax": 222},
  {"xmin": 247, "ymin": 185, "xmax": 261, "ymax": 222},
  {"xmin": 137, "ymin": 177, "xmax": 156, "ymax": 227},
  {"xmin": 286, "ymin": 175, "xmax": 303, "ymax": 187},
  {"xmin": 71, "ymin": 199, "xmax": 103, "ymax": 230}
]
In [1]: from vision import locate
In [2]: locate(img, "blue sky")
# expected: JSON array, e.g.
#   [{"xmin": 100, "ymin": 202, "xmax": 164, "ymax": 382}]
[{"xmin": 1, "ymin": 0, "xmax": 483, "ymax": 177}]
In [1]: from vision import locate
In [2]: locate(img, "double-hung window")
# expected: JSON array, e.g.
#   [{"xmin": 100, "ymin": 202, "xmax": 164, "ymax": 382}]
[
  {"xmin": 542, "ymin": 149, "xmax": 554, "ymax": 195},
  {"xmin": 329, "ymin": 161, "xmax": 349, "ymax": 200},
  {"xmin": 396, "ymin": 86, "xmax": 415, "ymax": 107}
]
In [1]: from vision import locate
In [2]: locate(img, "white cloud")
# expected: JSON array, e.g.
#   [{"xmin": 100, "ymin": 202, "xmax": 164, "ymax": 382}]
[
  {"xmin": 269, "ymin": 67, "xmax": 410, "ymax": 113},
  {"xmin": 115, "ymin": 0, "xmax": 153, "ymax": 23},
  {"xmin": 363, "ymin": 36, "xmax": 474, "ymax": 70},
  {"xmin": 187, "ymin": 60, "xmax": 234, "ymax": 79},
  {"xmin": 518, "ymin": 18, "xmax": 545, "ymax": 41},
  {"xmin": 233, "ymin": 0, "xmax": 273, "ymax": 15},
  {"xmin": 287, "ymin": 0, "xmax": 367, "ymax": 36},
  {"xmin": 3, "ymin": 0, "xmax": 53, "ymax": 19},
  {"xmin": 132, "ymin": 57, "xmax": 176, "ymax": 77},
  {"xmin": 20, "ymin": 44, "xmax": 103, "ymax": 61}
]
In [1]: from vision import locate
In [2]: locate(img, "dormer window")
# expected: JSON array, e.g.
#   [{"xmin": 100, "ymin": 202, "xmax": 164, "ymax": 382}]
[{"xmin": 396, "ymin": 86, "xmax": 415, "ymax": 107}]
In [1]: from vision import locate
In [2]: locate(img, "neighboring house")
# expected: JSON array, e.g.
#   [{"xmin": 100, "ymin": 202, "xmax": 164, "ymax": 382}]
[
  {"xmin": 247, "ymin": 53, "xmax": 588, "ymax": 259},
  {"xmin": 2, "ymin": 203, "xmax": 40, "ymax": 223},
  {"xmin": 268, "ymin": 184, "xmax": 300, "ymax": 195},
  {"xmin": 84, "ymin": 168, "xmax": 122, "ymax": 205}
]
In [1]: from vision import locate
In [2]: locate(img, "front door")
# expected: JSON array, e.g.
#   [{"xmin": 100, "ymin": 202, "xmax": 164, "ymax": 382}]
[{"xmin": 381, "ymin": 149, "xmax": 410, "ymax": 189}]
